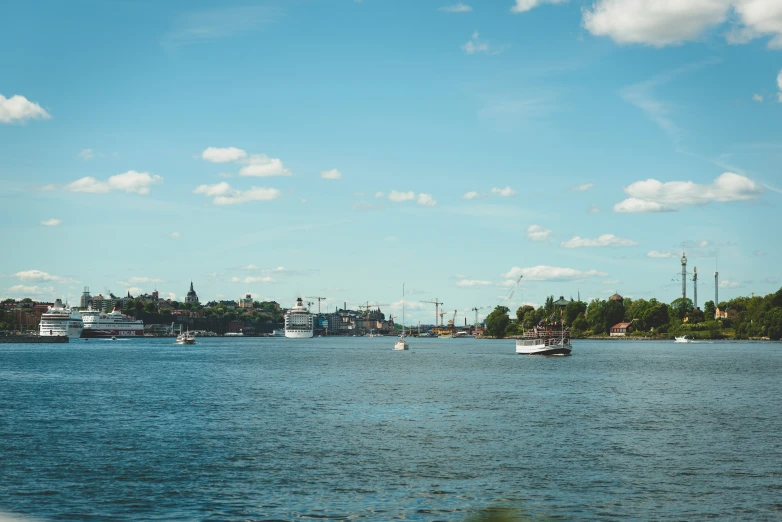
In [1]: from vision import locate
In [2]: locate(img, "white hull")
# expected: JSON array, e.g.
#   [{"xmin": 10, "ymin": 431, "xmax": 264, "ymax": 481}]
[
  {"xmin": 516, "ymin": 339, "xmax": 572, "ymax": 356},
  {"xmin": 674, "ymin": 336, "xmax": 691, "ymax": 343},
  {"xmin": 394, "ymin": 339, "xmax": 409, "ymax": 350},
  {"xmin": 285, "ymin": 330, "xmax": 314, "ymax": 338},
  {"xmin": 40, "ymin": 324, "xmax": 83, "ymax": 339}
]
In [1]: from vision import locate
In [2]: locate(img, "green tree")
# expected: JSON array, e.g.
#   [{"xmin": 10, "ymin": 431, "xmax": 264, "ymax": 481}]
[
  {"xmin": 516, "ymin": 305, "xmax": 535, "ymax": 324},
  {"xmin": 605, "ymin": 299, "xmax": 625, "ymax": 334},
  {"xmin": 572, "ymin": 313, "xmax": 588, "ymax": 332},
  {"xmin": 703, "ymin": 300, "xmax": 716, "ymax": 320},
  {"xmin": 669, "ymin": 298, "xmax": 694, "ymax": 321},
  {"xmin": 586, "ymin": 299, "xmax": 607, "ymax": 335},
  {"xmin": 564, "ymin": 301, "xmax": 587, "ymax": 327},
  {"xmin": 485, "ymin": 306, "xmax": 510, "ymax": 338}
]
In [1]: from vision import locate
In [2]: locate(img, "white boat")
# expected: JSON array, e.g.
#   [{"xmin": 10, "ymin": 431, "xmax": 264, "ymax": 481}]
[
  {"xmin": 516, "ymin": 325, "xmax": 572, "ymax": 356},
  {"xmin": 284, "ymin": 297, "xmax": 314, "ymax": 338},
  {"xmin": 224, "ymin": 332, "xmax": 244, "ymax": 337},
  {"xmin": 176, "ymin": 329, "xmax": 196, "ymax": 344},
  {"xmin": 39, "ymin": 299, "xmax": 84, "ymax": 339},
  {"xmin": 674, "ymin": 335, "xmax": 691, "ymax": 343},
  {"xmin": 80, "ymin": 303, "xmax": 144, "ymax": 338},
  {"xmin": 394, "ymin": 284, "xmax": 409, "ymax": 350},
  {"xmin": 271, "ymin": 329, "xmax": 285, "ymax": 337}
]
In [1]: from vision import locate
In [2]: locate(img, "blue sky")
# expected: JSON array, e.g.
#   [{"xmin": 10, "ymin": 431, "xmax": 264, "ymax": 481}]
[{"xmin": 1, "ymin": 0, "xmax": 781, "ymax": 324}]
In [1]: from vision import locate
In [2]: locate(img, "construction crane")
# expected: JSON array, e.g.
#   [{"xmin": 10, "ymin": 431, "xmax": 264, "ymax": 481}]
[
  {"xmin": 452, "ymin": 310, "xmax": 457, "ymax": 327},
  {"xmin": 471, "ymin": 306, "xmax": 486, "ymax": 328},
  {"xmin": 358, "ymin": 301, "xmax": 389, "ymax": 333},
  {"xmin": 305, "ymin": 296, "xmax": 327, "ymax": 314},
  {"xmin": 438, "ymin": 311, "xmax": 448, "ymax": 326},
  {"xmin": 505, "ymin": 275, "xmax": 523, "ymax": 302},
  {"xmin": 421, "ymin": 298, "xmax": 443, "ymax": 326},
  {"xmin": 305, "ymin": 301, "xmax": 314, "ymax": 312}
]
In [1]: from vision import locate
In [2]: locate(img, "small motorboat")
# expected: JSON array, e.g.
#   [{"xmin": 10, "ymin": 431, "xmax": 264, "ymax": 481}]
[{"xmin": 674, "ymin": 336, "xmax": 691, "ymax": 343}]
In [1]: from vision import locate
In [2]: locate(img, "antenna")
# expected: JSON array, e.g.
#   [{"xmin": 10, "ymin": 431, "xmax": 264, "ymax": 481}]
[{"xmin": 681, "ymin": 247, "xmax": 687, "ymax": 301}]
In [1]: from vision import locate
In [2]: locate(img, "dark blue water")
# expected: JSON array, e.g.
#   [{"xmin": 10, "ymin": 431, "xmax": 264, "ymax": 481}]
[{"xmin": 1, "ymin": 338, "xmax": 780, "ymax": 521}]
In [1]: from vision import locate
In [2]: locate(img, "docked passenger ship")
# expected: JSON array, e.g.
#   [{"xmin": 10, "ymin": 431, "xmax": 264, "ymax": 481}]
[
  {"xmin": 39, "ymin": 299, "xmax": 84, "ymax": 339},
  {"xmin": 284, "ymin": 298, "xmax": 313, "ymax": 338},
  {"xmin": 516, "ymin": 323, "xmax": 572, "ymax": 356},
  {"xmin": 80, "ymin": 303, "xmax": 144, "ymax": 338}
]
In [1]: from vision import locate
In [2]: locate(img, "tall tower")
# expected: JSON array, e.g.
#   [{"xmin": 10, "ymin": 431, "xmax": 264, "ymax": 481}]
[
  {"xmin": 715, "ymin": 271, "xmax": 719, "ymax": 306},
  {"xmin": 681, "ymin": 251, "xmax": 687, "ymax": 301},
  {"xmin": 693, "ymin": 267, "xmax": 698, "ymax": 309}
]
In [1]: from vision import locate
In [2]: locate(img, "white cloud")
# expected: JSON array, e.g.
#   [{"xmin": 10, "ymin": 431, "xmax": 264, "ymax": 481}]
[
  {"xmin": 572, "ymin": 183, "xmax": 594, "ymax": 191},
  {"xmin": 561, "ymin": 234, "xmax": 638, "ymax": 248},
  {"xmin": 462, "ymin": 191, "xmax": 480, "ymax": 200},
  {"xmin": 194, "ymin": 182, "xmax": 281, "ymax": 205},
  {"xmin": 719, "ymin": 279, "xmax": 740, "ymax": 288},
  {"xmin": 231, "ymin": 276, "xmax": 275, "ymax": 284},
  {"xmin": 491, "ymin": 186, "xmax": 517, "ymax": 197},
  {"xmin": 5, "ymin": 285, "xmax": 54, "ymax": 297},
  {"xmin": 753, "ymin": 93, "xmax": 764, "ymax": 102},
  {"xmin": 584, "ymin": 0, "xmax": 782, "ymax": 49},
  {"xmin": 0, "ymin": 94, "xmax": 51, "ymax": 124},
  {"xmin": 170, "ymin": 232, "xmax": 181, "ymax": 238},
  {"xmin": 124, "ymin": 287, "xmax": 144, "ymax": 295},
  {"xmin": 511, "ymin": 0, "xmax": 568, "ymax": 13},
  {"xmin": 456, "ymin": 279, "xmax": 493, "ymax": 287},
  {"xmin": 698, "ymin": 240, "xmax": 710, "ymax": 247},
  {"xmin": 462, "ymin": 31, "xmax": 502, "ymax": 55},
  {"xmin": 583, "ymin": 0, "xmax": 729, "ymax": 47},
  {"xmin": 239, "ymin": 154, "xmax": 291, "ymax": 177},
  {"xmin": 526, "ymin": 225, "xmax": 551, "ymax": 241},
  {"xmin": 78, "ymin": 149, "xmax": 96, "ymax": 160},
  {"xmin": 417, "ymin": 193, "xmax": 437, "ymax": 207},
  {"xmin": 41, "ymin": 218, "xmax": 61, "ymax": 227},
  {"xmin": 729, "ymin": 1, "xmax": 782, "ymax": 49},
  {"xmin": 614, "ymin": 172, "xmax": 763, "ymax": 212},
  {"xmin": 166, "ymin": 292, "xmax": 177, "ymax": 301},
  {"xmin": 15, "ymin": 270, "xmax": 70, "ymax": 283},
  {"xmin": 439, "ymin": 3, "xmax": 472, "ymax": 12},
  {"xmin": 388, "ymin": 190, "xmax": 416, "ymax": 203},
  {"xmin": 201, "ymin": 146, "xmax": 247, "ymax": 163},
  {"xmin": 242, "ymin": 264, "xmax": 260, "ymax": 270},
  {"xmin": 754, "ymin": 249, "xmax": 766, "ymax": 256},
  {"xmin": 375, "ymin": 191, "xmax": 385, "ymax": 198},
  {"xmin": 588, "ymin": 204, "xmax": 600, "ymax": 214},
  {"xmin": 501, "ymin": 265, "xmax": 608, "ymax": 281},
  {"xmin": 647, "ymin": 250, "xmax": 673, "ymax": 258},
  {"xmin": 320, "ymin": 168, "xmax": 342, "ymax": 180},
  {"xmin": 65, "ymin": 171, "xmax": 162, "ymax": 195}
]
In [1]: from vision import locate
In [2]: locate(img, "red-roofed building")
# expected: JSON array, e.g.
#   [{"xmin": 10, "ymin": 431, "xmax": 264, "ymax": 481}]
[{"xmin": 610, "ymin": 321, "xmax": 635, "ymax": 336}]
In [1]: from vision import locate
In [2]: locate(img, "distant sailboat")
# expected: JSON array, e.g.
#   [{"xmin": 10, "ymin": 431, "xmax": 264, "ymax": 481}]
[{"xmin": 394, "ymin": 283, "xmax": 409, "ymax": 350}]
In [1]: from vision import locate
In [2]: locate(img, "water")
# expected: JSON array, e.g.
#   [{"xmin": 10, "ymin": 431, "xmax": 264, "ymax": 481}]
[{"xmin": 1, "ymin": 338, "xmax": 780, "ymax": 521}]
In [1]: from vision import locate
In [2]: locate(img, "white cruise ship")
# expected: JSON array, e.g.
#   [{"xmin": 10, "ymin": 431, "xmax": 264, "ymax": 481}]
[
  {"xmin": 39, "ymin": 299, "xmax": 83, "ymax": 339},
  {"xmin": 81, "ymin": 303, "xmax": 144, "ymax": 338},
  {"xmin": 284, "ymin": 298, "xmax": 313, "ymax": 338}
]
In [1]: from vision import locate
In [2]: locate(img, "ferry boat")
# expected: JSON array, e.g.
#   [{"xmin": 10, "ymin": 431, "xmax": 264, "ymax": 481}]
[
  {"xmin": 516, "ymin": 323, "xmax": 572, "ymax": 356},
  {"xmin": 176, "ymin": 329, "xmax": 196, "ymax": 345},
  {"xmin": 80, "ymin": 303, "xmax": 144, "ymax": 338},
  {"xmin": 284, "ymin": 298, "xmax": 313, "ymax": 338},
  {"xmin": 39, "ymin": 299, "xmax": 83, "ymax": 339}
]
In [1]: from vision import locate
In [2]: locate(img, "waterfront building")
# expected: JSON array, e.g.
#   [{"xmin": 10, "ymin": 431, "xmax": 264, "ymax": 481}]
[
  {"xmin": 610, "ymin": 321, "xmax": 634, "ymax": 336},
  {"xmin": 185, "ymin": 281, "xmax": 199, "ymax": 305},
  {"xmin": 79, "ymin": 287, "xmax": 92, "ymax": 309}
]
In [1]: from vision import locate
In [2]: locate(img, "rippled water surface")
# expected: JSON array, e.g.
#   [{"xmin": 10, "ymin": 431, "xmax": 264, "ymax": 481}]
[{"xmin": 1, "ymin": 338, "xmax": 781, "ymax": 520}]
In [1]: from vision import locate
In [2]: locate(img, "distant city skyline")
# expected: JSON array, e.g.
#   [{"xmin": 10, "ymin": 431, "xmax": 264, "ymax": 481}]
[{"xmin": 2, "ymin": 0, "xmax": 781, "ymax": 325}]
